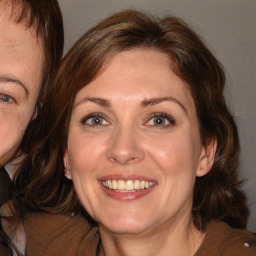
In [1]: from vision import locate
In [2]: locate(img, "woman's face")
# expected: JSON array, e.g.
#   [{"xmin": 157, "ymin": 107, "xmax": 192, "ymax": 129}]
[{"xmin": 64, "ymin": 49, "xmax": 215, "ymax": 235}]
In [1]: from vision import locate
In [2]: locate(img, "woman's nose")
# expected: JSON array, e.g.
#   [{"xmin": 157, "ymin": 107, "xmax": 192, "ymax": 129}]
[{"xmin": 106, "ymin": 126, "xmax": 145, "ymax": 165}]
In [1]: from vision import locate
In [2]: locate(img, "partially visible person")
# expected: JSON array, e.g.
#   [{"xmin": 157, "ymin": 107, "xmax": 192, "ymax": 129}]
[
  {"xmin": 0, "ymin": 0, "xmax": 64, "ymax": 254},
  {"xmin": 15, "ymin": 10, "xmax": 256, "ymax": 256}
]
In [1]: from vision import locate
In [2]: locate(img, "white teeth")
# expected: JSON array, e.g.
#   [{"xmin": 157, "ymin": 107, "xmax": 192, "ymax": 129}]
[
  {"xmin": 112, "ymin": 180, "xmax": 117, "ymax": 189},
  {"xmin": 125, "ymin": 180, "xmax": 134, "ymax": 191},
  {"xmin": 117, "ymin": 180, "xmax": 126, "ymax": 190},
  {"xmin": 149, "ymin": 182, "xmax": 154, "ymax": 187},
  {"xmin": 107, "ymin": 180, "xmax": 112, "ymax": 189},
  {"xmin": 134, "ymin": 180, "xmax": 141, "ymax": 190},
  {"xmin": 102, "ymin": 179, "xmax": 155, "ymax": 191}
]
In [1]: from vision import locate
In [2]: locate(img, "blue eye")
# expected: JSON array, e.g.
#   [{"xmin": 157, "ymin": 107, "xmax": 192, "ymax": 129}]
[
  {"xmin": 146, "ymin": 113, "xmax": 175, "ymax": 127},
  {"xmin": 0, "ymin": 94, "xmax": 12, "ymax": 103},
  {"xmin": 81, "ymin": 113, "xmax": 109, "ymax": 126}
]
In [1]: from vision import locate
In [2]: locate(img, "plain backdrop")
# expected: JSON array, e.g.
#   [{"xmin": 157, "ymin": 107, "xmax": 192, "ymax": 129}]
[{"xmin": 58, "ymin": 0, "xmax": 256, "ymax": 231}]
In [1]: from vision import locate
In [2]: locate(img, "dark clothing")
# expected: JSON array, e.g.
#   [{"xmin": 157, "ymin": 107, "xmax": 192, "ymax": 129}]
[
  {"xmin": 0, "ymin": 167, "xmax": 12, "ymax": 256},
  {"xmin": 0, "ymin": 167, "xmax": 11, "ymax": 206},
  {"xmin": 24, "ymin": 212, "xmax": 256, "ymax": 256},
  {"xmin": 0, "ymin": 231, "xmax": 12, "ymax": 256}
]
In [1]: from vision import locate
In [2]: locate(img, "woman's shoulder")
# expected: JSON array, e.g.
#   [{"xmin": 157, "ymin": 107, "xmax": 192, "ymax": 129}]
[
  {"xmin": 195, "ymin": 220, "xmax": 256, "ymax": 256},
  {"xmin": 24, "ymin": 211, "xmax": 100, "ymax": 256}
]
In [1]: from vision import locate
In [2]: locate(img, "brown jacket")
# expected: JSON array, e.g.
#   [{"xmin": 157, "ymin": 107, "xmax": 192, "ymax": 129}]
[{"xmin": 24, "ymin": 212, "xmax": 256, "ymax": 256}]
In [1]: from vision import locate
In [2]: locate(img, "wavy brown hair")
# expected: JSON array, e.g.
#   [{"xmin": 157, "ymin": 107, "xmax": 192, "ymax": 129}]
[{"xmin": 14, "ymin": 10, "xmax": 249, "ymax": 230}]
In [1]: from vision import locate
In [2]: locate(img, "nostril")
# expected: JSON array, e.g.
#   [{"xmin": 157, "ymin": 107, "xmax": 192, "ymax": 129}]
[
  {"xmin": 106, "ymin": 148, "xmax": 144, "ymax": 165},
  {"xmin": 106, "ymin": 129, "xmax": 145, "ymax": 164}
]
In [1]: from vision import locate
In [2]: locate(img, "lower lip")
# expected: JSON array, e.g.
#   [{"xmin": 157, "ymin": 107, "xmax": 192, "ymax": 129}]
[{"xmin": 100, "ymin": 184, "xmax": 155, "ymax": 201}]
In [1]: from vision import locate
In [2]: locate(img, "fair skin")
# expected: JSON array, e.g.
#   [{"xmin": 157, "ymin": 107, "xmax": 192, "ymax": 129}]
[
  {"xmin": 64, "ymin": 49, "xmax": 216, "ymax": 256},
  {"xmin": 0, "ymin": 3, "xmax": 44, "ymax": 167}
]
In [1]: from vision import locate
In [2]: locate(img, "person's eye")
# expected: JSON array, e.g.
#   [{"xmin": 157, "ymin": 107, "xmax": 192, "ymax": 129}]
[
  {"xmin": 0, "ymin": 94, "xmax": 13, "ymax": 103},
  {"xmin": 81, "ymin": 113, "xmax": 110, "ymax": 126},
  {"xmin": 145, "ymin": 112, "xmax": 175, "ymax": 127}
]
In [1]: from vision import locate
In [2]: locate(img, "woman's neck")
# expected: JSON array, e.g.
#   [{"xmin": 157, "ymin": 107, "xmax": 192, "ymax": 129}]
[{"xmin": 99, "ymin": 216, "xmax": 205, "ymax": 256}]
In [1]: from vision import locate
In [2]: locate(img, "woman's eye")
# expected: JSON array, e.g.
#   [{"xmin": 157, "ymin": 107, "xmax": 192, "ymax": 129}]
[
  {"xmin": 81, "ymin": 113, "xmax": 109, "ymax": 126},
  {"xmin": 86, "ymin": 117, "xmax": 107, "ymax": 125},
  {"xmin": 0, "ymin": 94, "xmax": 13, "ymax": 103},
  {"xmin": 146, "ymin": 113, "xmax": 175, "ymax": 127}
]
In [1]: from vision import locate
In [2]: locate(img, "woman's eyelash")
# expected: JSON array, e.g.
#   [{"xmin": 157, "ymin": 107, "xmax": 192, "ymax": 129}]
[
  {"xmin": 80, "ymin": 113, "xmax": 109, "ymax": 126},
  {"xmin": 145, "ymin": 112, "xmax": 176, "ymax": 127},
  {"xmin": 0, "ymin": 94, "xmax": 13, "ymax": 103},
  {"xmin": 79, "ymin": 112, "xmax": 175, "ymax": 128}
]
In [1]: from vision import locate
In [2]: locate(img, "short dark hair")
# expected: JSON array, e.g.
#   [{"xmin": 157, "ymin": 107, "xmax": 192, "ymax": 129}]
[
  {"xmin": 1, "ymin": 0, "xmax": 64, "ymax": 153},
  {"xmin": 15, "ymin": 10, "xmax": 248, "ymax": 230}
]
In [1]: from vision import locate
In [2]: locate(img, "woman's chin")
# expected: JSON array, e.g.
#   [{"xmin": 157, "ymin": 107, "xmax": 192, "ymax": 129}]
[{"xmin": 98, "ymin": 216, "xmax": 153, "ymax": 235}]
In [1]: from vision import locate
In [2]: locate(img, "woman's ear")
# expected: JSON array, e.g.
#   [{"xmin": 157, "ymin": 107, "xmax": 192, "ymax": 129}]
[
  {"xmin": 32, "ymin": 107, "xmax": 38, "ymax": 120},
  {"xmin": 63, "ymin": 149, "xmax": 72, "ymax": 180},
  {"xmin": 196, "ymin": 137, "xmax": 217, "ymax": 177},
  {"xmin": 32, "ymin": 102, "xmax": 42, "ymax": 120}
]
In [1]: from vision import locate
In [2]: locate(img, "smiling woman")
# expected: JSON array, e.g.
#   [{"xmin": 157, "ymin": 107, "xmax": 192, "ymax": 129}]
[
  {"xmin": 14, "ymin": 9, "xmax": 256, "ymax": 256},
  {"xmin": 63, "ymin": 49, "xmax": 209, "ymax": 238}
]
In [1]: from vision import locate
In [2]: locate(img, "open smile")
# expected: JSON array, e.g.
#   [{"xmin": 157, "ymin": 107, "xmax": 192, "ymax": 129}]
[
  {"xmin": 102, "ymin": 179, "xmax": 155, "ymax": 192},
  {"xmin": 99, "ymin": 176, "xmax": 157, "ymax": 201}
]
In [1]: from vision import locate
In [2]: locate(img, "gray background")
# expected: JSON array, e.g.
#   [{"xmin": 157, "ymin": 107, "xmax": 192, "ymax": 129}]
[{"xmin": 58, "ymin": 0, "xmax": 256, "ymax": 231}]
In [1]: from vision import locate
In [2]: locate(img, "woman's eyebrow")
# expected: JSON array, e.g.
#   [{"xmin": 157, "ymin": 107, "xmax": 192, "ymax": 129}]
[
  {"xmin": 74, "ymin": 97, "xmax": 111, "ymax": 108},
  {"xmin": 0, "ymin": 76, "xmax": 28, "ymax": 96},
  {"xmin": 74, "ymin": 96, "xmax": 187, "ymax": 114},
  {"xmin": 141, "ymin": 97, "xmax": 187, "ymax": 114}
]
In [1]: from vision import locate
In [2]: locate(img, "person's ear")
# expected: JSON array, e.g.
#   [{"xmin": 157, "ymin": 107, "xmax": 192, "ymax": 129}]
[
  {"xmin": 196, "ymin": 137, "xmax": 217, "ymax": 177},
  {"xmin": 32, "ymin": 101, "xmax": 42, "ymax": 120},
  {"xmin": 32, "ymin": 107, "xmax": 38, "ymax": 120},
  {"xmin": 63, "ymin": 149, "xmax": 72, "ymax": 180}
]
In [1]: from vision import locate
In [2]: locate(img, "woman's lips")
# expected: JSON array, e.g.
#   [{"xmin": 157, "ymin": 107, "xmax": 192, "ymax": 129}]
[{"xmin": 98, "ymin": 176, "xmax": 157, "ymax": 201}]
